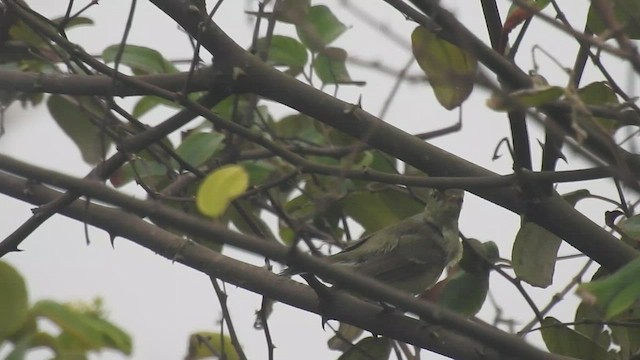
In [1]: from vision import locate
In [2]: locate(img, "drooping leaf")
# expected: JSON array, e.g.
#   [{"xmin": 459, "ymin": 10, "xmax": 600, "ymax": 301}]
[
  {"xmin": 0, "ymin": 261, "xmax": 29, "ymax": 339},
  {"xmin": 186, "ymin": 331, "xmax": 240, "ymax": 360},
  {"xmin": 296, "ymin": 5, "xmax": 347, "ymax": 52},
  {"xmin": 411, "ymin": 26, "xmax": 477, "ymax": 110},
  {"xmin": 196, "ymin": 165, "xmax": 249, "ymax": 218},
  {"xmin": 512, "ymin": 220, "xmax": 561, "ymax": 288},
  {"xmin": 577, "ymin": 257, "xmax": 640, "ymax": 319},
  {"xmin": 47, "ymin": 95, "xmax": 113, "ymax": 164},
  {"xmin": 587, "ymin": 0, "xmax": 640, "ymax": 39},
  {"xmin": 540, "ymin": 317, "xmax": 610, "ymax": 359},
  {"xmin": 102, "ymin": 44, "xmax": 177, "ymax": 74},
  {"xmin": 337, "ymin": 336, "xmax": 392, "ymax": 360}
]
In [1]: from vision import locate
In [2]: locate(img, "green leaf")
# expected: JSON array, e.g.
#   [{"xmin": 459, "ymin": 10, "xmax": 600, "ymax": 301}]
[
  {"xmin": 587, "ymin": 0, "xmax": 640, "ymax": 39},
  {"xmin": 175, "ymin": 132, "xmax": 225, "ymax": 168},
  {"xmin": 577, "ymin": 257, "xmax": 640, "ymax": 319},
  {"xmin": 486, "ymin": 86, "xmax": 564, "ymax": 111},
  {"xmin": 337, "ymin": 336, "xmax": 392, "ymax": 360},
  {"xmin": 314, "ymin": 47, "xmax": 358, "ymax": 85},
  {"xmin": 0, "ymin": 261, "xmax": 29, "ymax": 339},
  {"xmin": 574, "ymin": 301, "xmax": 612, "ymax": 351},
  {"xmin": 411, "ymin": 26, "xmax": 477, "ymax": 110},
  {"xmin": 512, "ymin": 220, "xmax": 561, "ymax": 288},
  {"xmin": 296, "ymin": 5, "xmax": 347, "ymax": 52},
  {"xmin": 256, "ymin": 35, "xmax": 308, "ymax": 72},
  {"xmin": 186, "ymin": 331, "xmax": 240, "ymax": 360},
  {"xmin": 52, "ymin": 16, "xmax": 94, "ymax": 29},
  {"xmin": 102, "ymin": 44, "xmax": 178, "ymax": 74},
  {"xmin": 438, "ymin": 269, "xmax": 489, "ymax": 316},
  {"xmin": 196, "ymin": 165, "xmax": 249, "ymax": 218},
  {"xmin": 274, "ymin": 113, "xmax": 325, "ymax": 144},
  {"xmin": 577, "ymin": 82, "xmax": 622, "ymax": 133},
  {"xmin": 47, "ymin": 95, "xmax": 112, "ymax": 164},
  {"xmin": 109, "ymin": 159, "xmax": 170, "ymax": 188},
  {"xmin": 343, "ymin": 189, "xmax": 423, "ymax": 234},
  {"xmin": 32, "ymin": 300, "xmax": 131, "ymax": 354},
  {"xmin": 541, "ymin": 317, "xmax": 610, "ymax": 359},
  {"xmin": 242, "ymin": 160, "xmax": 277, "ymax": 186}
]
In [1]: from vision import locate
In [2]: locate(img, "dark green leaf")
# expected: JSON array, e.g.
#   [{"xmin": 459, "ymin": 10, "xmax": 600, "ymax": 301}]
[
  {"xmin": 0, "ymin": 261, "xmax": 28, "ymax": 339},
  {"xmin": 438, "ymin": 269, "xmax": 489, "ymax": 316},
  {"xmin": 102, "ymin": 44, "xmax": 177, "ymax": 74},
  {"xmin": 47, "ymin": 95, "xmax": 112, "ymax": 164},
  {"xmin": 540, "ymin": 317, "xmax": 610, "ymax": 359}
]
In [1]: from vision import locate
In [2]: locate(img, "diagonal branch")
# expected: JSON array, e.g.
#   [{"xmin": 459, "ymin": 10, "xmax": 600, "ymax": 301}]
[{"xmin": 0, "ymin": 156, "xmax": 570, "ymax": 360}]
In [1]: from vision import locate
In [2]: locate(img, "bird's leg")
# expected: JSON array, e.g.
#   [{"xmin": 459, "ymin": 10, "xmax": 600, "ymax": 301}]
[{"xmin": 300, "ymin": 273, "xmax": 334, "ymax": 329}]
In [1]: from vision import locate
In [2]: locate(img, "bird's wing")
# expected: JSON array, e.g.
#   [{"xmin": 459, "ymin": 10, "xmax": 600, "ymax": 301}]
[{"xmin": 352, "ymin": 231, "xmax": 448, "ymax": 286}]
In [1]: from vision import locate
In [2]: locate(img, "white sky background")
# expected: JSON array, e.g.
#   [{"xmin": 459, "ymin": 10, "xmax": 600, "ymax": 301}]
[{"xmin": 0, "ymin": 0, "xmax": 634, "ymax": 359}]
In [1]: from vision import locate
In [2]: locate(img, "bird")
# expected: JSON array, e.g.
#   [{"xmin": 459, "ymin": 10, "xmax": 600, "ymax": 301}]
[
  {"xmin": 321, "ymin": 188, "xmax": 464, "ymax": 296},
  {"xmin": 254, "ymin": 188, "xmax": 464, "ymax": 330}
]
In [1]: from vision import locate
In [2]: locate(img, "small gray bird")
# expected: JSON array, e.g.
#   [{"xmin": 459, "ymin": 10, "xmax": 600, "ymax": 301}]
[{"xmin": 324, "ymin": 188, "xmax": 464, "ymax": 295}]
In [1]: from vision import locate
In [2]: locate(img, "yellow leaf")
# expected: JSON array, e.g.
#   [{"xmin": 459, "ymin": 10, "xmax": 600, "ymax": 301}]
[{"xmin": 196, "ymin": 165, "xmax": 249, "ymax": 218}]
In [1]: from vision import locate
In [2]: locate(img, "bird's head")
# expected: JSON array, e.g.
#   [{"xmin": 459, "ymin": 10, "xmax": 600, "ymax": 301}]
[{"xmin": 422, "ymin": 188, "xmax": 464, "ymax": 225}]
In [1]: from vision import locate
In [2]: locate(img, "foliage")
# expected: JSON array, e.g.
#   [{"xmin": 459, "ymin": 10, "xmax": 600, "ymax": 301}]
[{"xmin": 0, "ymin": 261, "xmax": 131, "ymax": 359}]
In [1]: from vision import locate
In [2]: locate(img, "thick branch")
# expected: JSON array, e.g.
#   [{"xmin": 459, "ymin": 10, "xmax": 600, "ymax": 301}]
[{"xmin": 0, "ymin": 154, "xmax": 569, "ymax": 360}]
